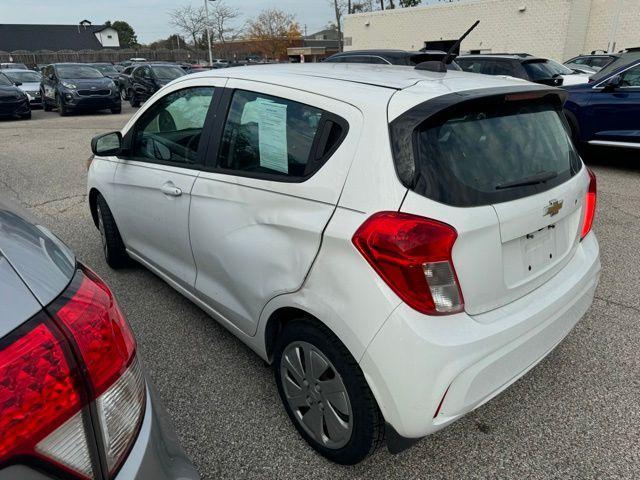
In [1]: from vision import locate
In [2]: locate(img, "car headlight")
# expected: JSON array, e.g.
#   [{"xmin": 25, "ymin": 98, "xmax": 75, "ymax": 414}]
[{"xmin": 61, "ymin": 81, "xmax": 77, "ymax": 89}]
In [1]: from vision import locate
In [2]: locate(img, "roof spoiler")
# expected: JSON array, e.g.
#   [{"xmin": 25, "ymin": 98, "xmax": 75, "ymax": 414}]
[{"xmin": 415, "ymin": 20, "xmax": 480, "ymax": 73}]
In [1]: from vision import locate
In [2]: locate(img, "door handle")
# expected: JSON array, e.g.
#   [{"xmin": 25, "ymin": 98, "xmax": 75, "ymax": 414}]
[{"xmin": 161, "ymin": 183, "xmax": 182, "ymax": 197}]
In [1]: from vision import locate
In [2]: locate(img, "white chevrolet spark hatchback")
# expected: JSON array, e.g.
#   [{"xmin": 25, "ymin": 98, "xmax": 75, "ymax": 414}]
[{"xmin": 87, "ymin": 64, "xmax": 600, "ymax": 464}]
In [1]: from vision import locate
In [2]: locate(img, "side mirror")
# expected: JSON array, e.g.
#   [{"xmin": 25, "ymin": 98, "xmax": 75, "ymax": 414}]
[
  {"xmin": 602, "ymin": 74, "xmax": 622, "ymax": 92},
  {"xmin": 91, "ymin": 131, "xmax": 122, "ymax": 156},
  {"xmin": 13, "ymin": 81, "xmax": 22, "ymax": 86}
]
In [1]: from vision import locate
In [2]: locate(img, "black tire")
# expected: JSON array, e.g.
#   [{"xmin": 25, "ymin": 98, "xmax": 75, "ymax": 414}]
[
  {"xmin": 111, "ymin": 107, "xmax": 122, "ymax": 114},
  {"xmin": 20, "ymin": 112, "xmax": 32, "ymax": 120},
  {"xmin": 43, "ymin": 94, "xmax": 52, "ymax": 112},
  {"xmin": 57, "ymin": 94, "xmax": 69, "ymax": 116},
  {"xmin": 129, "ymin": 90, "xmax": 140, "ymax": 108},
  {"xmin": 274, "ymin": 319, "xmax": 384, "ymax": 465},
  {"xmin": 95, "ymin": 194, "xmax": 129, "ymax": 269}
]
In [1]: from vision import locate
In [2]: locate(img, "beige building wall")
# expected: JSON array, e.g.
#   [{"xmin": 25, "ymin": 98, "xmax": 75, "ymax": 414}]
[
  {"xmin": 344, "ymin": 0, "xmax": 639, "ymax": 61},
  {"xmin": 585, "ymin": 0, "xmax": 640, "ymax": 53}
]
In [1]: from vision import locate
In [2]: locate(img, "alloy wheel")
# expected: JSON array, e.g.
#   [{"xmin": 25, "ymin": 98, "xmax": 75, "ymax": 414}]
[
  {"xmin": 96, "ymin": 204, "xmax": 108, "ymax": 256},
  {"xmin": 280, "ymin": 341, "xmax": 353, "ymax": 449}
]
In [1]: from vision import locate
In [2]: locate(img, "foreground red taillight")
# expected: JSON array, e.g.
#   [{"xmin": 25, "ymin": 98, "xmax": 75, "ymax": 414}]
[
  {"xmin": 0, "ymin": 265, "xmax": 144, "ymax": 479},
  {"xmin": 352, "ymin": 212, "xmax": 464, "ymax": 315},
  {"xmin": 580, "ymin": 168, "xmax": 597, "ymax": 240}
]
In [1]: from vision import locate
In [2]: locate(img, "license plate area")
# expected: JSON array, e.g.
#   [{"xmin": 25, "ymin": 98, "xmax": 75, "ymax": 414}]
[
  {"xmin": 522, "ymin": 227, "xmax": 557, "ymax": 274},
  {"xmin": 502, "ymin": 224, "xmax": 561, "ymax": 288}
]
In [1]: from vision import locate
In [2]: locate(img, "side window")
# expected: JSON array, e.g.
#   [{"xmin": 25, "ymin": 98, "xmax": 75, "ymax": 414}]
[
  {"xmin": 490, "ymin": 61, "xmax": 515, "ymax": 76},
  {"xmin": 572, "ymin": 57, "xmax": 587, "ymax": 65},
  {"xmin": 131, "ymin": 87, "xmax": 215, "ymax": 165},
  {"xmin": 216, "ymin": 90, "xmax": 346, "ymax": 180},
  {"xmin": 621, "ymin": 65, "xmax": 640, "ymax": 87}
]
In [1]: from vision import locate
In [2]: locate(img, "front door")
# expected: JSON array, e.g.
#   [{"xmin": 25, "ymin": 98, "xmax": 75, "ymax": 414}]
[
  {"xmin": 112, "ymin": 81, "xmax": 219, "ymax": 289},
  {"xmin": 589, "ymin": 64, "xmax": 640, "ymax": 145}
]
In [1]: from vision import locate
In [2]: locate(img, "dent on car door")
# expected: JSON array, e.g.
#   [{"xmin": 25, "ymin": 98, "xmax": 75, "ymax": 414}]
[
  {"xmin": 189, "ymin": 80, "xmax": 362, "ymax": 336},
  {"xmin": 589, "ymin": 64, "xmax": 640, "ymax": 143},
  {"xmin": 111, "ymin": 83, "xmax": 221, "ymax": 288}
]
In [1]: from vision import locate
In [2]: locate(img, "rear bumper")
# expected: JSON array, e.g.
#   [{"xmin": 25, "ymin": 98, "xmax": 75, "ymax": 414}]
[
  {"xmin": 116, "ymin": 382, "xmax": 200, "ymax": 480},
  {"xmin": 360, "ymin": 232, "xmax": 600, "ymax": 439}
]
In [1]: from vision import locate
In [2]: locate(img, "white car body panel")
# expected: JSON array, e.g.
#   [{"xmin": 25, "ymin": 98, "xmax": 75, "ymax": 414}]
[{"xmin": 87, "ymin": 64, "xmax": 601, "ymax": 444}]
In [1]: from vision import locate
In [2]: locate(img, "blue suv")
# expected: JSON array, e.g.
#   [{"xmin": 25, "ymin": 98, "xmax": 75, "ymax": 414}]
[{"xmin": 564, "ymin": 59, "xmax": 640, "ymax": 150}]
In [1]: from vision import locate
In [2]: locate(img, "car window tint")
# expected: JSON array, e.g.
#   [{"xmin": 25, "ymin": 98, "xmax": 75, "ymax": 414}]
[
  {"xmin": 488, "ymin": 61, "xmax": 514, "ymax": 76},
  {"xmin": 589, "ymin": 57, "xmax": 612, "ymax": 68},
  {"xmin": 216, "ymin": 90, "xmax": 328, "ymax": 178},
  {"xmin": 621, "ymin": 65, "xmax": 640, "ymax": 87},
  {"xmin": 132, "ymin": 87, "xmax": 214, "ymax": 165}
]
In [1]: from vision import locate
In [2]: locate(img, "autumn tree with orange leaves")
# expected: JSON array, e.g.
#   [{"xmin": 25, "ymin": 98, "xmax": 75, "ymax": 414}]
[{"xmin": 247, "ymin": 8, "xmax": 302, "ymax": 60}]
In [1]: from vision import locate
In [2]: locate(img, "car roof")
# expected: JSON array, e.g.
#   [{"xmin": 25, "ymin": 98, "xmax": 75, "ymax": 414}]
[
  {"xmin": 185, "ymin": 63, "xmax": 532, "ymax": 103},
  {"xmin": 332, "ymin": 49, "xmax": 429, "ymax": 58},
  {"xmin": 459, "ymin": 54, "xmax": 546, "ymax": 62},
  {"xmin": 1, "ymin": 68, "xmax": 39, "ymax": 73}
]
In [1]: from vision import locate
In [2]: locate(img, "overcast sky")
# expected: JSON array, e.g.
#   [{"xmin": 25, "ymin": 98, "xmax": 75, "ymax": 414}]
[{"xmin": 1, "ymin": 0, "xmax": 339, "ymax": 43}]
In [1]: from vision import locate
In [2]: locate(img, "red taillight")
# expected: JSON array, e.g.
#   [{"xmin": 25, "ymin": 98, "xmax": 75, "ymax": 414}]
[
  {"xmin": 54, "ymin": 267, "xmax": 136, "ymax": 397},
  {"xmin": 0, "ymin": 265, "xmax": 144, "ymax": 479},
  {"xmin": 0, "ymin": 317, "xmax": 83, "ymax": 466},
  {"xmin": 352, "ymin": 212, "xmax": 464, "ymax": 315},
  {"xmin": 580, "ymin": 168, "xmax": 597, "ymax": 240}
]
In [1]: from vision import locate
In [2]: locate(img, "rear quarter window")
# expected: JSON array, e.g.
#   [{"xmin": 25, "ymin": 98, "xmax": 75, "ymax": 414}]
[{"xmin": 390, "ymin": 92, "xmax": 582, "ymax": 207}]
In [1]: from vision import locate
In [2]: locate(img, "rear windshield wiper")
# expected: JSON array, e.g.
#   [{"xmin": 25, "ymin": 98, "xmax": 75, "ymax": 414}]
[{"xmin": 495, "ymin": 171, "xmax": 558, "ymax": 190}]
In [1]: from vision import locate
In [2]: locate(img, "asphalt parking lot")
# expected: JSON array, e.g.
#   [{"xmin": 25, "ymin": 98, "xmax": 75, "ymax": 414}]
[{"xmin": 1, "ymin": 106, "xmax": 638, "ymax": 479}]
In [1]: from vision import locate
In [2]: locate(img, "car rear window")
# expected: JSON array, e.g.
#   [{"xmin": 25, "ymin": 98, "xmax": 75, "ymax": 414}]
[
  {"xmin": 522, "ymin": 60, "xmax": 569, "ymax": 80},
  {"xmin": 390, "ymin": 95, "xmax": 582, "ymax": 207}
]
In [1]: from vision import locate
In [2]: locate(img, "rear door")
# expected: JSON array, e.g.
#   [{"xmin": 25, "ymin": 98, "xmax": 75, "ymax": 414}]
[
  {"xmin": 111, "ymin": 78, "xmax": 224, "ymax": 289},
  {"xmin": 588, "ymin": 63, "xmax": 640, "ymax": 145},
  {"xmin": 189, "ymin": 79, "xmax": 362, "ymax": 335},
  {"xmin": 390, "ymin": 87, "xmax": 588, "ymax": 316}
]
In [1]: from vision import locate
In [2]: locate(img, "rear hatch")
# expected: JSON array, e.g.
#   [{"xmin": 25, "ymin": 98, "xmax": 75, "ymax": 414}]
[{"xmin": 389, "ymin": 86, "xmax": 589, "ymax": 316}]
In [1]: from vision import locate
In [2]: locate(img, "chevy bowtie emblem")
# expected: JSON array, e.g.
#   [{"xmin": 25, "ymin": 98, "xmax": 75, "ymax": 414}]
[{"xmin": 544, "ymin": 199, "xmax": 563, "ymax": 217}]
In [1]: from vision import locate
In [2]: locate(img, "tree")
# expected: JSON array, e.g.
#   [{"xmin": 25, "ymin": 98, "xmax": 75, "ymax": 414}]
[
  {"xmin": 328, "ymin": 0, "xmax": 348, "ymax": 50},
  {"xmin": 247, "ymin": 9, "xmax": 301, "ymax": 60},
  {"xmin": 148, "ymin": 34, "xmax": 188, "ymax": 50},
  {"xmin": 209, "ymin": 1, "xmax": 242, "ymax": 43},
  {"xmin": 105, "ymin": 20, "xmax": 138, "ymax": 48},
  {"xmin": 169, "ymin": 5, "xmax": 207, "ymax": 47}
]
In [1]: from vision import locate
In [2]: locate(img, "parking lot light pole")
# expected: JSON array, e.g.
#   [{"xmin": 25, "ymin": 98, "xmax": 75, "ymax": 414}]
[{"xmin": 204, "ymin": 0, "xmax": 215, "ymax": 66}]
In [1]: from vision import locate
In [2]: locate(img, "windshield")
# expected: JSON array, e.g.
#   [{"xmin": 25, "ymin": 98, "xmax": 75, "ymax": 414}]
[
  {"xmin": 523, "ymin": 60, "xmax": 571, "ymax": 80},
  {"xmin": 4, "ymin": 71, "xmax": 42, "ymax": 83},
  {"xmin": 92, "ymin": 64, "xmax": 117, "ymax": 74},
  {"xmin": 56, "ymin": 65, "xmax": 103, "ymax": 79},
  {"xmin": 151, "ymin": 66, "xmax": 185, "ymax": 79},
  {"xmin": 0, "ymin": 75, "xmax": 12, "ymax": 86},
  {"xmin": 391, "ymin": 99, "xmax": 581, "ymax": 207}
]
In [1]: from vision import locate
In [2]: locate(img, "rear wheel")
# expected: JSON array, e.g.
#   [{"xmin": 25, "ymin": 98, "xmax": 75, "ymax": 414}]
[
  {"xmin": 111, "ymin": 106, "xmax": 122, "ymax": 114},
  {"xmin": 274, "ymin": 320, "xmax": 384, "ymax": 465},
  {"xmin": 20, "ymin": 112, "xmax": 32, "ymax": 120},
  {"xmin": 96, "ymin": 194, "xmax": 129, "ymax": 269}
]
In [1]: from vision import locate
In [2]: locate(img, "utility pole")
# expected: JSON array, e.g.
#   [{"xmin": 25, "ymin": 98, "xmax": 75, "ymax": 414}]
[
  {"xmin": 203, "ymin": 0, "xmax": 215, "ymax": 66},
  {"xmin": 608, "ymin": 0, "xmax": 624, "ymax": 53}
]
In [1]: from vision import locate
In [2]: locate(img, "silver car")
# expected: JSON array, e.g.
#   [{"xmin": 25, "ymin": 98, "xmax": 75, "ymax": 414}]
[
  {"xmin": 0, "ymin": 197, "xmax": 200, "ymax": 480},
  {"xmin": 2, "ymin": 69, "xmax": 43, "ymax": 107}
]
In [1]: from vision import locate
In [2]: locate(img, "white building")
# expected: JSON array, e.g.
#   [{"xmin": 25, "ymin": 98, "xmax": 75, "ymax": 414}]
[{"xmin": 344, "ymin": 0, "xmax": 639, "ymax": 61}]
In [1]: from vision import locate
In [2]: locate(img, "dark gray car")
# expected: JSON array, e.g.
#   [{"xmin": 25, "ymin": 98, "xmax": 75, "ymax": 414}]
[{"xmin": 0, "ymin": 198, "xmax": 199, "ymax": 480}]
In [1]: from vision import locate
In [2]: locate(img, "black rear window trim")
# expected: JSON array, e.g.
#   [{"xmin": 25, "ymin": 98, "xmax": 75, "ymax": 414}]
[{"xmin": 389, "ymin": 85, "xmax": 580, "ymax": 208}]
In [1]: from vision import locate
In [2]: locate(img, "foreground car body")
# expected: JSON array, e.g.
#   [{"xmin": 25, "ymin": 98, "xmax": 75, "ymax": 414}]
[
  {"xmin": 87, "ymin": 64, "xmax": 600, "ymax": 464},
  {"xmin": 564, "ymin": 59, "xmax": 640, "ymax": 150},
  {"xmin": 0, "ymin": 200, "xmax": 199, "ymax": 479}
]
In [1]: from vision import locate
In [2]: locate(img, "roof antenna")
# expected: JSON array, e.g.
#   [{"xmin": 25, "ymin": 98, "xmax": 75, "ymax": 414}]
[{"xmin": 416, "ymin": 20, "xmax": 480, "ymax": 73}]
